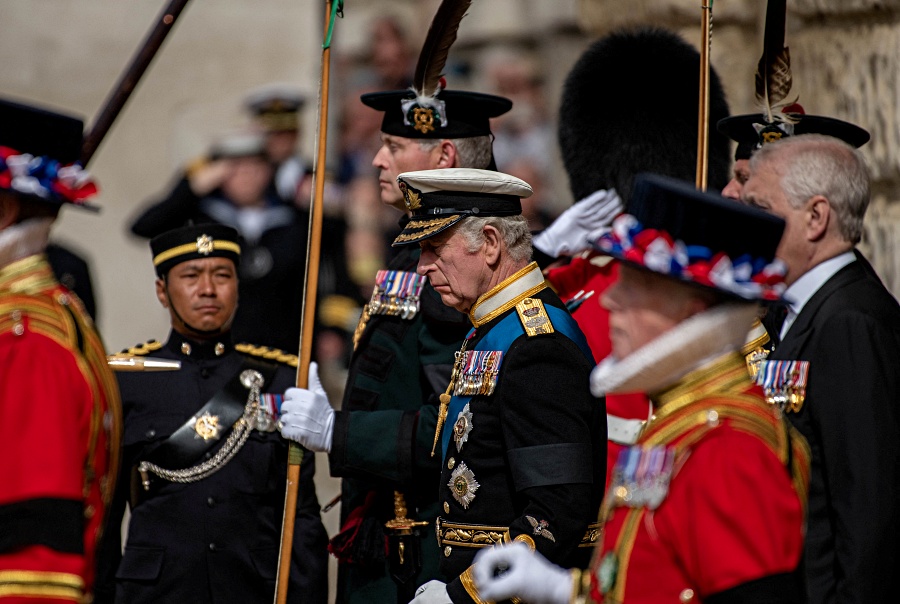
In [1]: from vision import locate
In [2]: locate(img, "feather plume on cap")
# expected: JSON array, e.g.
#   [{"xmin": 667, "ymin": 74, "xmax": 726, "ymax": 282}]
[
  {"xmin": 411, "ymin": 0, "xmax": 472, "ymax": 102},
  {"xmin": 754, "ymin": 0, "xmax": 798, "ymax": 124}
]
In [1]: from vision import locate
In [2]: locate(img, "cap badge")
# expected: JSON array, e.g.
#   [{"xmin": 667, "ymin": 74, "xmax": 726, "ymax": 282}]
[
  {"xmin": 401, "ymin": 97, "xmax": 448, "ymax": 133},
  {"xmin": 412, "ymin": 107, "xmax": 436, "ymax": 133},
  {"xmin": 398, "ymin": 181, "xmax": 423, "ymax": 211},
  {"xmin": 196, "ymin": 234, "xmax": 214, "ymax": 255}
]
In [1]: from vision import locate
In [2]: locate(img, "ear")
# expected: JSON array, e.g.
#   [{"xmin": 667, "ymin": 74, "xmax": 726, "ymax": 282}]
[
  {"xmin": 155, "ymin": 278, "xmax": 169, "ymax": 309},
  {"xmin": 481, "ymin": 224, "xmax": 502, "ymax": 266},
  {"xmin": 0, "ymin": 194, "xmax": 21, "ymax": 230},
  {"xmin": 806, "ymin": 195, "xmax": 831, "ymax": 242},
  {"xmin": 435, "ymin": 140, "xmax": 458, "ymax": 168}
]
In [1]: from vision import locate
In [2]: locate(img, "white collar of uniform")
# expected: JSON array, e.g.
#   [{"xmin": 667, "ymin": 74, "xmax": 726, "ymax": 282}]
[
  {"xmin": 590, "ymin": 303, "xmax": 759, "ymax": 397},
  {"xmin": 781, "ymin": 250, "xmax": 856, "ymax": 337},
  {"xmin": 469, "ymin": 261, "xmax": 546, "ymax": 327}
]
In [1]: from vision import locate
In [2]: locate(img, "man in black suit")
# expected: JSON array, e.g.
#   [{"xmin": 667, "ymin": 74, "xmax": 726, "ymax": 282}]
[{"xmin": 743, "ymin": 134, "xmax": 900, "ymax": 604}]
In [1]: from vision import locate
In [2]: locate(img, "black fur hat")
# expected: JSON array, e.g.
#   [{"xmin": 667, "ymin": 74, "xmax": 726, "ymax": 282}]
[{"xmin": 558, "ymin": 27, "xmax": 731, "ymax": 203}]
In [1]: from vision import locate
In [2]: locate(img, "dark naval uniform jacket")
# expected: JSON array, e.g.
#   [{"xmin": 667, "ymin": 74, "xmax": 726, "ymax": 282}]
[
  {"xmin": 434, "ymin": 262, "xmax": 606, "ymax": 604},
  {"xmin": 95, "ymin": 331, "xmax": 328, "ymax": 604},
  {"xmin": 328, "ymin": 242, "xmax": 469, "ymax": 603},
  {"xmin": 768, "ymin": 257, "xmax": 900, "ymax": 604}
]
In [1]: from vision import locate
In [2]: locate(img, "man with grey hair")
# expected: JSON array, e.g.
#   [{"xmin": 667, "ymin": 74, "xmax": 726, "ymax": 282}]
[
  {"xmin": 385, "ymin": 168, "xmax": 605, "ymax": 604},
  {"xmin": 743, "ymin": 134, "xmax": 900, "ymax": 604}
]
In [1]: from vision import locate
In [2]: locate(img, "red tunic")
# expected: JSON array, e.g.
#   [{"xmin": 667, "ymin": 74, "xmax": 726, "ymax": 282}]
[
  {"xmin": 0, "ymin": 255, "xmax": 121, "ymax": 603},
  {"xmin": 585, "ymin": 353, "xmax": 810, "ymax": 603}
]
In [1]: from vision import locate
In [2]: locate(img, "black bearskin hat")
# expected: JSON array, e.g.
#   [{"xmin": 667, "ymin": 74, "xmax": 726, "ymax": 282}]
[{"xmin": 558, "ymin": 27, "xmax": 731, "ymax": 203}]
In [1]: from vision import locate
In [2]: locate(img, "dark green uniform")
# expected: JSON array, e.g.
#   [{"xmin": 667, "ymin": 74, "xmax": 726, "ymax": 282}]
[{"xmin": 328, "ymin": 241, "xmax": 469, "ymax": 602}]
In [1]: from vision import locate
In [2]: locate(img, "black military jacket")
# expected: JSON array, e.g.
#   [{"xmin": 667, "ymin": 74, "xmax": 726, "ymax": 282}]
[
  {"xmin": 95, "ymin": 331, "xmax": 328, "ymax": 604},
  {"xmin": 435, "ymin": 264, "xmax": 605, "ymax": 604},
  {"xmin": 327, "ymin": 243, "xmax": 469, "ymax": 603}
]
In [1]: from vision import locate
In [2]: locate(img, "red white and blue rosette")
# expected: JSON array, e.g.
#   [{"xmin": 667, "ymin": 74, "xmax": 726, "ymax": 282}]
[
  {"xmin": 0, "ymin": 145, "xmax": 98, "ymax": 209},
  {"xmin": 595, "ymin": 214, "xmax": 787, "ymax": 302}
]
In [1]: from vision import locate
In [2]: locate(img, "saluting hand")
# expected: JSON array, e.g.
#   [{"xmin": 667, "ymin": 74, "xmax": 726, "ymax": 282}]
[
  {"xmin": 279, "ymin": 362, "xmax": 335, "ymax": 452},
  {"xmin": 533, "ymin": 188, "xmax": 623, "ymax": 258}
]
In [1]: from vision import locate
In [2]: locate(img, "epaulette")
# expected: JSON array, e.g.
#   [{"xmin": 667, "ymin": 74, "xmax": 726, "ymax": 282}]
[
  {"xmin": 515, "ymin": 297, "xmax": 555, "ymax": 337},
  {"xmin": 235, "ymin": 343, "xmax": 299, "ymax": 367},
  {"xmin": 742, "ymin": 319, "xmax": 771, "ymax": 379},
  {"xmin": 116, "ymin": 340, "xmax": 163, "ymax": 357}
]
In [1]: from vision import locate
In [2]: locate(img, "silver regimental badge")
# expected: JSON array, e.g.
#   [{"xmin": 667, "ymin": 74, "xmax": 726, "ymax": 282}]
[
  {"xmin": 448, "ymin": 462, "xmax": 479, "ymax": 509},
  {"xmin": 196, "ymin": 234, "xmax": 214, "ymax": 255},
  {"xmin": 240, "ymin": 370, "xmax": 264, "ymax": 389},
  {"xmin": 454, "ymin": 404, "xmax": 474, "ymax": 452},
  {"xmin": 526, "ymin": 516, "xmax": 556, "ymax": 543},
  {"xmin": 192, "ymin": 412, "xmax": 221, "ymax": 440}
]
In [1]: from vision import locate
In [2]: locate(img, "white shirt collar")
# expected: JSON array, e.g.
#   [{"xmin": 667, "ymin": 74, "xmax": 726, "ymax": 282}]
[{"xmin": 781, "ymin": 251, "xmax": 856, "ymax": 338}]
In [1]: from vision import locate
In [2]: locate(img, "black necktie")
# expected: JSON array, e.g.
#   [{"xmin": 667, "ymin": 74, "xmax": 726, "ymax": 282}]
[{"xmin": 763, "ymin": 305, "xmax": 789, "ymax": 346}]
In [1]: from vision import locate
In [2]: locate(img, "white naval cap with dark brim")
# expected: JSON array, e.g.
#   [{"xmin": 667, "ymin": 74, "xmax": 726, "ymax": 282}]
[{"xmin": 392, "ymin": 168, "xmax": 533, "ymax": 247}]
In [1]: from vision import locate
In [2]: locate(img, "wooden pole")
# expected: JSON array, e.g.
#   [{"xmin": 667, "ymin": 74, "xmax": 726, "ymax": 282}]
[
  {"xmin": 80, "ymin": 0, "xmax": 192, "ymax": 166},
  {"xmin": 273, "ymin": 2, "xmax": 337, "ymax": 601},
  {"xmin": 696, "ymin": 0, "xmax": 713, "ymax": 191}
]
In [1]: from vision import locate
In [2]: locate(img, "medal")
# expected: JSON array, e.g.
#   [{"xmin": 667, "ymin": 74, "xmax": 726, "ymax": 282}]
[
  {"xmin": 754, "ymin": 359, "xmax": 809, "ymax": 413},
  {"xmin": 597, "ymin": 552, "xmax": 619, "ymax": 595}
]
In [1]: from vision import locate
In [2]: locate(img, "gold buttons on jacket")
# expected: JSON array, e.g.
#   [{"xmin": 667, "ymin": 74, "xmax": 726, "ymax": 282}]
[
  {"xmin": 679, "ymin": 588, "xmax": 695, "ymax": 602},
  {"xmin": 443, "ymin": 501, "xmax": 450, "ymax": 514},
  {"xmin": 181, "ymin": 342, "xmax": 192, "ymax": 355},
  {"xmin": 447, "ymin": 457, "xmax": 455, "ymax": 470},
  {"xmin": 444, "ymin": 546, "xmax": 452, "ymax": 557}
]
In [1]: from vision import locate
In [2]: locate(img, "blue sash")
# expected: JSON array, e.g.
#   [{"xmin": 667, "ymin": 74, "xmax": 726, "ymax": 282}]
[{"xmin": 440, "ymin": 304, "xmax": 592, "ymax": 459}]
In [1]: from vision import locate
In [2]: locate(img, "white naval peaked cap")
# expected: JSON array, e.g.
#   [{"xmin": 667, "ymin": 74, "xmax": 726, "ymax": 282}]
[
  {"xmin": 393, "ymin": 168, "xmax": 533, "ymax": 246},
  {"xmin": 396, "ymin": 168, "xmax": 533, "ymax": 198}
]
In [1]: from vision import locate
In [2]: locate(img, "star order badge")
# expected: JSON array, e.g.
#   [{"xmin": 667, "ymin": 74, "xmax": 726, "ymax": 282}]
[
  {"xmin": 191, "ymin": 412, "xmax": 221, "ymax": 441},
  {"xmin": 454, "ymin": 403, "xmax": 474, "ymax": 452},
  {"xmin": 449, "ymin": 462, "xmax": 479, "ymax": 509},
  {"xmin": 196, "ymin": 234, "xmax": 214, "ymax": 255}
]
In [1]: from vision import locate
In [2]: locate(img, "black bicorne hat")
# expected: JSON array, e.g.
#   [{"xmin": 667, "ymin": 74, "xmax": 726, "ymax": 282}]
[
  {"xmin": 392, "ymin": 168, "xmax": 531, "ymax": 246},
  {"xmin": 595, "ymin": 173, "xmax": 788, "ymax": 302},
  {"xmin": 362, "ymin": 89, "xmax": 512, "ymax": 139},
  {"xmin": 558, "ymin": 27, "xmax": 732, "ymax": 203},
  {"xmin": 717, "ymin": 107, "xmax": 871, "ymax": 160},
  {"xmin": 0, "ymin": 97, "xmax": 99, "ymax": 211},
  {"xmin": 150, "ymin": 224, "xmax": 242, "ymax": 277}
]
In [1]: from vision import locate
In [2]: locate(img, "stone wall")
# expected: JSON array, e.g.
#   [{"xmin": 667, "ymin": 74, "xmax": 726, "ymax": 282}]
[{"xmin": 579, "ymin": 0, "xmax": 900, "ymax": 295}]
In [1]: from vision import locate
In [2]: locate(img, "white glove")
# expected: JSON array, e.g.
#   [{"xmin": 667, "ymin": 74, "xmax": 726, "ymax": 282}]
[
  {"xmin": 533, "ymin": 188, "xmax": 624, "ymax": 258},
  {"xmin": 279, "ymin": 362, "xmax": 335, "ymax": 452},
  {"xmin": 473, "ymin": 543, "xmax": 573, "ymax": 604},
  {"xmin": 409, "ymin": 580, "xmax": 452, "ymax": 604}
]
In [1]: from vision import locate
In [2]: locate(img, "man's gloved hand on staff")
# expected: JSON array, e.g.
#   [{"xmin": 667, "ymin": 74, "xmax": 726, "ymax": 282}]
[
  {"xmin": 408, "ymin": 580, "xmax": 451, "ymax": 604},
  {"xmin": 532, "ymin": 188, "xmax": 623, "ymax": 259},
  {"xmin": 472, "ymin": 542, "xmax": 574, "ymax": 604},
  {"xmin": 279, "ymin": 361, "xmax": 335, "ymax": 453}
]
